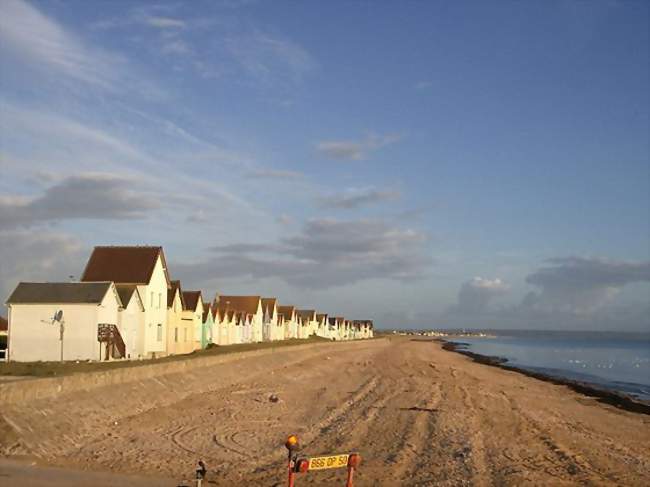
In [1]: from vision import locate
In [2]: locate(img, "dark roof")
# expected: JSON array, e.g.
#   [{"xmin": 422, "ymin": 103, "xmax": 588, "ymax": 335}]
[
  {"xmin": 215, "ymin": 296, "xmax": 261, "ymax": 314},
  {"xmin": 261, "ymin": 297, "xmax": 277, "ymax": 314},
  {"xmin": 277, "ymin": 305, "xmax": 295, "ymax": 318},
  {"xmin": 0, "ymin": 316, "xmax": 7, "ymax": 332},
  {"xmin": 81, "ymin": 246, "xmax": 170, "ymax": 286},
  {"xmin": 115, "ymin": 284, "xmax": 139, "ymax": 308},
  {"xmin": 202, "ymin": 303, "xmax": 212, "ymax": 322},
  {"xmin": 182, "ymin": 291, "xmax": 202, "ymax": 311},
  {"xmin": 296, "ymin": 310, "xmax": 316, "ymax": 321},
  {"xmin": 316, "ymin": 313, "xmax": 327, "ymax": 323},
  {"xmin": 6, "ymin": 282, "xmax": 115, "ymax": 305},
  {"xmin": 167, "ymin": 280, "xmax": 184, "ymax": 308}
]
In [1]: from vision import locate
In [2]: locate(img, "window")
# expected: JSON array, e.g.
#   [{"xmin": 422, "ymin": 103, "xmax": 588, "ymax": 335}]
[
  {"xmin": 158, "ymin": 293, "xmax": 161, "ymax": 309},
  {"xmin": 174, "ymin": 327, "xmax": 178, "ymax": 342},
  {"xmin": 184, "ymin": 328, "xmax": 188, "ymax": 342},
  {"xmin": 156, "ymin": 324, "xmax": 162, "ymax": 341},
  {"xmin": 150, "ymin": 292, "xmax": 154, "ymax": 307}
]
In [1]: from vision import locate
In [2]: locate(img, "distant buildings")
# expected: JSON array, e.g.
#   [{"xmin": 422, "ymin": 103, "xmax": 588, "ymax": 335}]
[{"xmin": 3, "ymin": 245, "xmax": 374, "ymax": 362}]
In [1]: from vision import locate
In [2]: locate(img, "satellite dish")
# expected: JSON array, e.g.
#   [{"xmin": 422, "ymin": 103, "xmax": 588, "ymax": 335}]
[{"xmin": 54, "ymin": 310, "xmax": 63, "ymax": 322}]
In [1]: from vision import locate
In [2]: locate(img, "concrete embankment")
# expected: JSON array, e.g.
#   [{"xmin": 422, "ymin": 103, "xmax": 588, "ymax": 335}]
[
  {"xmin": 0, "ymin": 340, "xmax": 381, "ymax": 406},
  {"xmin": 0, "ymin": 339, "xmax": 387, "ymax": 458}
]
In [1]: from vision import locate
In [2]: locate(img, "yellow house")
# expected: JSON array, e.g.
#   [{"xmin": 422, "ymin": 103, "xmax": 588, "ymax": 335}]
[
  {"xmin": 297, "ymin": 310, "xmax": 318, "ymax": 338},
  {"xmin": 182, "ymin": 291, "xmax": 203, "ymax": 351},
  {"xmin": 166, "ymin": 280, "xmax": 187, "ymax": 355}
]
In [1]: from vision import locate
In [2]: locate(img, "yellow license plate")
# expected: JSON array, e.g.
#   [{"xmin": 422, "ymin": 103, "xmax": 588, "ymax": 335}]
[{"xmin": 308, "ymin": 454, "xmax": 350, "ymax": 470}]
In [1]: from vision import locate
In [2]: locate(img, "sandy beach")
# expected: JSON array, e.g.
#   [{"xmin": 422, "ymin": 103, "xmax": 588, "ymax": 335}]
[{"xmin": 1, "ymin": 337, "xmax": 649, "ymax": 486}]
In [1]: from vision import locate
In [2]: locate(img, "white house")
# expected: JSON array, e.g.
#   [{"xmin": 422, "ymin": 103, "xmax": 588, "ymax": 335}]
[
  {"xmin": 261, "ymin": 297, "xmax": 278, "ymax": 342},
  {"xmin": 296, "ymin": 310, "xmax": 317, "ymax": 338},
  {"xmin": 278, "ymin": 305, "xmax": 297, "ymax": 339},
  {"xmin": 115, "ymin": 284, "xmax": 145, "ymax": 359},
  {"xmin": 316, "ymin": 313, "xmax": 329, "ymax": 338},
  {"xmin": 182, "ymin": 291, "xmax": 204, "ymax": 351},
  {"xmin": 214, "ymin": 296, "xmax": 264, "ymax": 343},
  {"xmin": 81, "ymin": 246, "xmax": 171, "ymax": 358},
  {"xmin": 5, "ymin": 282, "xmax": 122, "ymax": 362}
]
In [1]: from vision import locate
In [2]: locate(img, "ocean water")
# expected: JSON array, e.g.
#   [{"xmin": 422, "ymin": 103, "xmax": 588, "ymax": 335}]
[{"xmin": 450, "ymin": 330, "xmax": 650, "ymax": 401}]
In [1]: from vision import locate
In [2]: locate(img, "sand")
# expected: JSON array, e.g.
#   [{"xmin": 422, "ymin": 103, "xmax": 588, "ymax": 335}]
[{"xmin": 1, "ymin": 337, "xmax": 649, "ymax": 486}]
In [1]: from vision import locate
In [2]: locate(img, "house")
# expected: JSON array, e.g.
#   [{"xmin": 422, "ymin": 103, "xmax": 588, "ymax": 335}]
[
  {"xmin": 5, "ymin": 282, "xmax": 122, "ymax": 362},
  {"xmin": 214, "ymin": 296, "xmax": 264, "ymax": 343},
  {"xmin": 115, "ymin": 284, "xmax": 145, "ymax": 359},
  {"xmin": 81, "ymin": 246, "xmax": 170, "ymax": 358},
  {"xmin": 212, "ymin": 307, "xmax": 230, "ymax": 346},
  {"xmin": 276, "ymin": 314, "xmax": 285, "ymax": 341},
  {"xmin": 278, "ymin": 305, "xmax": 297, "ymax": 339},
  {"xmin": 182, "ymin": 291, "xmax": 204, "ymax": 351},
  {"xmin": 0, "ymin": 315, "xmax": 8, "ymax": 360},
  {"xmin": 354, "ymin": 320, "xmax": 374, "ymax": 339},
  {"xmin": 261, "ymin": 297, "xmax": 278, "ymax": 341},
  {"xmin": 296, "ymin": 310, "xmax": 317, "ymax": 339},
  {"xmin": 202, "ymin": 303, "xmax": 213, "ymax": 348},
  {"xmin": 166, "ymin": 280, "xmax": 188, "ymax": 355},
  {"xmin": 316, "ymin": 313, "xmax": 328, "ymax": 338},
  {"xmin": 329, "ymin": 316, "xmax": 345, "ymax": 340}
]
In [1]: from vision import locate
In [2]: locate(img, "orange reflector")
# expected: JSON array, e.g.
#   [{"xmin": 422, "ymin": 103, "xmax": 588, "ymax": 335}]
[
  {"xmin": 348, "ymin": 453, "xmax": 362, "ymax": 468},
  {"xmin": 285, "ymin": 434, "xmax": 299, "ymax": 451}
]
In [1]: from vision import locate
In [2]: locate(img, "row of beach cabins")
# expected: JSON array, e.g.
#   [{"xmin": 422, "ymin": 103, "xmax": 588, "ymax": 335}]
[{"xmin": 3, "ymin": 246, "xmax": 373, "ymax": 362}]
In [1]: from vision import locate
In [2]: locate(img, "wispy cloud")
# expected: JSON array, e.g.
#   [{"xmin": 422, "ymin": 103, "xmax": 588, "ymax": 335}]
[
  {"xmin": 316, "ymin": 133, "xmax": 401, "ymax": 160},
  {"xmin": 176, "ymin": 218, "xmax": 431, "ymax": 289},
  {"xmin": 0, "ymin": 0, "xmax": 121, "ymax": 89},
  {"xmin": 0, "ymin": 174, "xmax": 160, "ymax": 229},
  {"xmin": 247, "ymin": 168, "xmax": 304, "ymax": 180},
  {"xmin": 0, "ymin": 0, "xmax": 164, "ymax": 98},
  {"xmin": 225, "ymin": 30, "xmax": 317, "ymax": 84},
  {"xmin": 319, "ymin": 188, "xmax": 400, "ymax": 209},
  {"xmin": 144, "ymin": 16, "xmax": 186, "ymax": 29}
]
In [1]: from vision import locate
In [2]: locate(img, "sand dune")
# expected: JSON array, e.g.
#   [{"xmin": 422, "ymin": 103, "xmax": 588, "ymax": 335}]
[{"xmin": 1, "ymin": 337, "xmax": 649, "ymax": 486}]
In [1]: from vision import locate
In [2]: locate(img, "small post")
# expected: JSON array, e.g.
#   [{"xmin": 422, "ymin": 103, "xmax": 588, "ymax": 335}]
[
  {"xmin": 285, "ymin": 434, "xmax": 299, "ymax": 487},
  {"xmin": 346, "ymin": 454, "xmax": 361, "ymax": 487}
]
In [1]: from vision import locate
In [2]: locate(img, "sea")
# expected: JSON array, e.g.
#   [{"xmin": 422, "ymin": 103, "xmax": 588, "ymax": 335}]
[{"xmin": 448, "ymin": 330, "xmax": 650, "ymax": 402}]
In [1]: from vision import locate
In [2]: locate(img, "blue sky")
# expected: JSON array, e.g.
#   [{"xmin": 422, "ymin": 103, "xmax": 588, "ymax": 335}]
[{"xmin": 1, "ymin": 0, "xmax": 648, "ymax": 330}]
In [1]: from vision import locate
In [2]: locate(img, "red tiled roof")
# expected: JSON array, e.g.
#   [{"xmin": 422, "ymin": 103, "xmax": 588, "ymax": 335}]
[{"xmin": 81, "ymin": 246, "xmax": 170, "ymax": 286}]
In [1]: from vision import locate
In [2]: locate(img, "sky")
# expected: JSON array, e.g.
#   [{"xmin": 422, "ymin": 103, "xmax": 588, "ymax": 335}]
[{"xmin": 0, "ymin": 0, "xmax": 648, "ymax": 331}]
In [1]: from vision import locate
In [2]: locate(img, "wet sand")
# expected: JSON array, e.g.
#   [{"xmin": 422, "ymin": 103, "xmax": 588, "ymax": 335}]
[{"xmin": 1, "ymin": 337, "xmax": 649, "ymax": 486}]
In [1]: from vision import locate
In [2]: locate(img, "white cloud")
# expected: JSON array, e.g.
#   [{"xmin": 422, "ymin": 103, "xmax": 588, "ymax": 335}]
[
  {"xmin": 316, "ymin": 133, "xmax": 402, "ymax": 160},
  {"xmin": 319, "ymin": 188, "xmax": 400, "ymax": 209},
  {"xmin": 144, "ymin": 16, "xmax": 186, "ymax": 29},
  {"xmin": 175, "ymin": 218, "xmax": 431, "ymax": 289}
]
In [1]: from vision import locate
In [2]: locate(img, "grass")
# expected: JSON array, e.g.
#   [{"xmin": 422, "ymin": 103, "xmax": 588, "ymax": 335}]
[{"xmin": 0, "ymin": 336, "xmax": 335, "ymax": 378}]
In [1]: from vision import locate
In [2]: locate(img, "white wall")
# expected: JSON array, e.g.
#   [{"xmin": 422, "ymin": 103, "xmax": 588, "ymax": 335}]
[
  {"xmin": 118, "ymin": 294, "xmax": 142, "ymax": 359},
  {"xmin": 136, "ymin": 256, "xmax": 168, "ymax": 357},
  {"xmin": 8, "ymin": 289, "xmax": 120, "ymax": 362}
]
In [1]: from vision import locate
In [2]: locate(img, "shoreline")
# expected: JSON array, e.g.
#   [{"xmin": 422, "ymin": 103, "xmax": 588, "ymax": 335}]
[{"xmin": 438, "ymin": 339, "xmax": 650, "ymax": 416}]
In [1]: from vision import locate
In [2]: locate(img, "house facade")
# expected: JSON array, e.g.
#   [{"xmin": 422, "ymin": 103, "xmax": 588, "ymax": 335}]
[
  {"xmin": 214, "ymin": 296, "xmax": 264, "ymax": 343},
  {"xmin": 81, "ymin": 246, "xmax": 170, "ymax": 358},
  {"xmin": 296, "ymin": 310, "xmax": 317, "ymax": 339},
  {"xmin": 182, "ymin": 291, "xmax": 204, "ymax": 351},
  {"xmin": 166, "ymin": 281, "xmax": 189, "ymax": 355},
  {"xmin": 316, "ymin": 313, "xmax": 328, "ymax": 338},
  {"xmin": 116, "ymin": 284, "xmax": 144, "ymax": 359},
  {"xmin": 6, "ymin": 282, "xmax": 122, "ymax": 362},
  {"xmin": 261, "ymin": 297, "xmax": 278, "ymax": 342},
  {"xmin": 278, "ymin": 305, "xmax": 297, "ymax": 339}
]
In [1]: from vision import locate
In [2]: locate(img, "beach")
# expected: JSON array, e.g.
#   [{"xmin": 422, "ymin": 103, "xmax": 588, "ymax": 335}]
[{"xmin": 1, "ymin": 336, "xmax": 649, "ymax": 486}]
